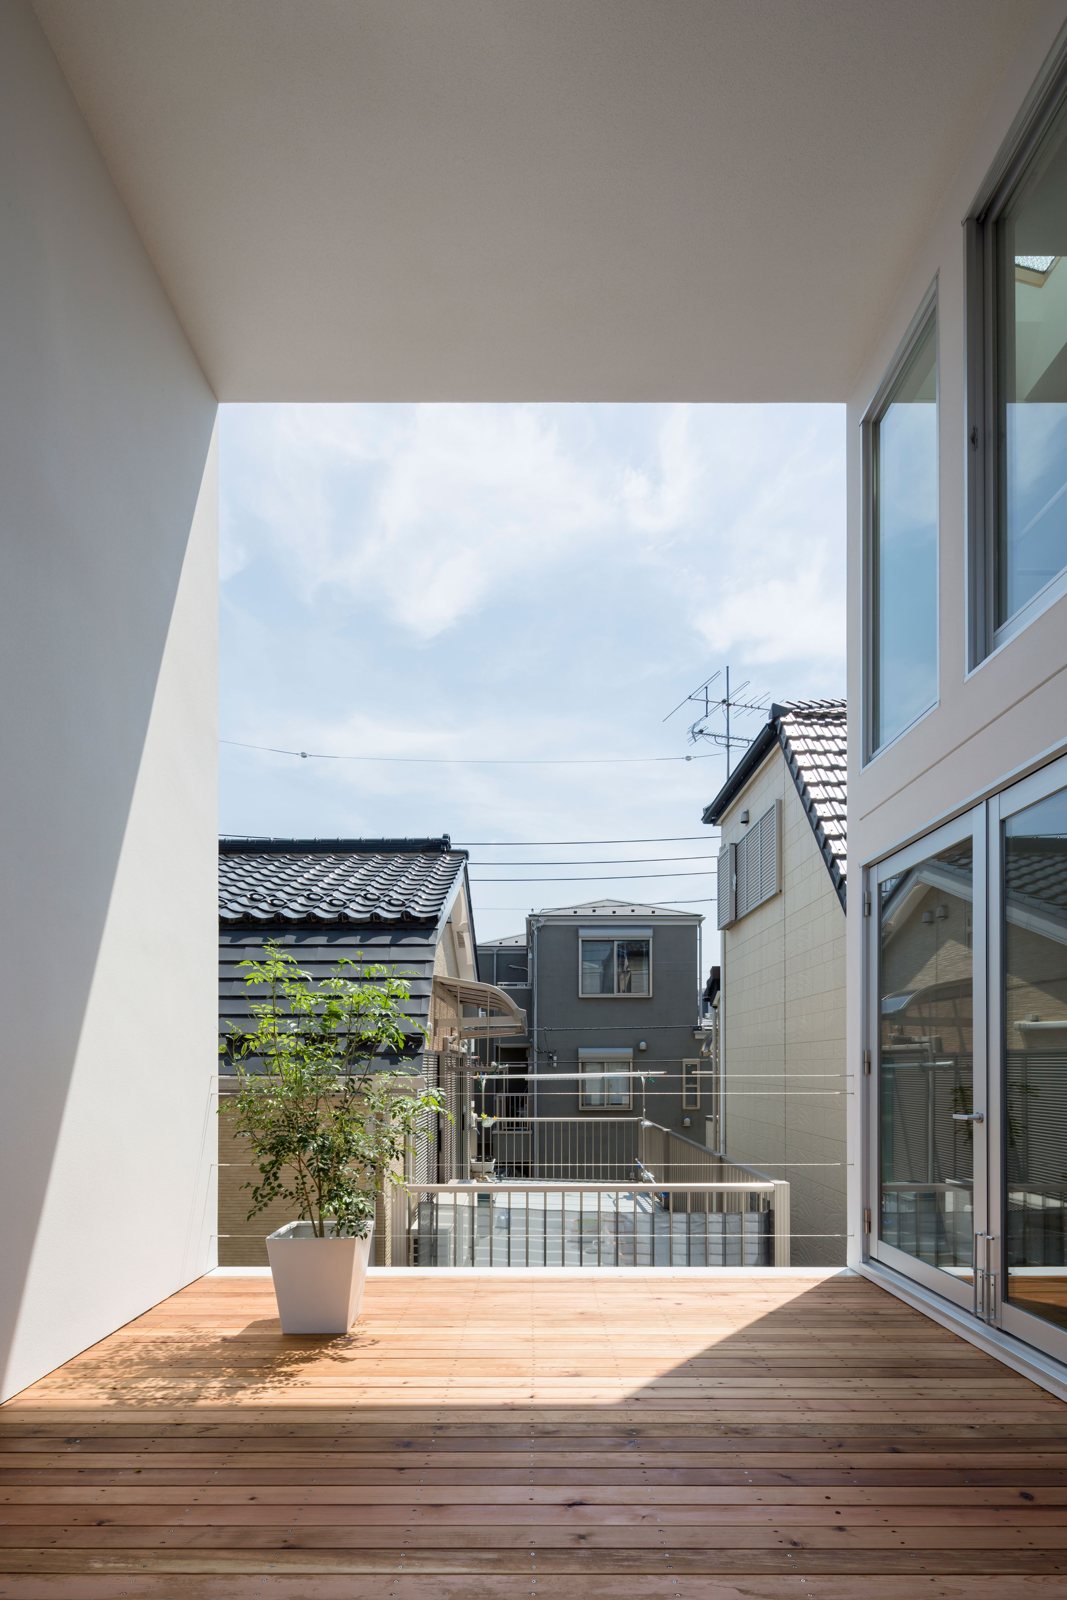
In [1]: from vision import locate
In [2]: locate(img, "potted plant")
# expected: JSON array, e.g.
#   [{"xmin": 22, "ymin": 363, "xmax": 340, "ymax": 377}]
[
  {"xmin": 223, "ymin": 942, "xmax": 446, "ymax": 1334},
  {"xmin": 470, "ymin": 1113, "xmax": 497, "ymax": 1178},
  {"xmin": 470, "ymin": 1073, "xmax": 497, "ymax": 1179}
]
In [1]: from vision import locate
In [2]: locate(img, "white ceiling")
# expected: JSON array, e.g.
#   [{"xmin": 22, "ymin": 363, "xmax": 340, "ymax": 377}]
[{"xmin": 34, "ymin": 0, "xmax": 1043, "ymax": 401}]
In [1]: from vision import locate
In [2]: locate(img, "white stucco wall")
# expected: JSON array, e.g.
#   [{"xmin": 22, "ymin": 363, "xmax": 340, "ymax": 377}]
[
  {"xmin": 0, "ymin": 2, "xmax": 218, "ymax": 1400},
  {"xmin": 719, "ymin": 750, "xmax": 847, "ymax": 1266},
  {"xmin": 845, "ymin": 5, "xmax": 1067, "ymax": 1267}
]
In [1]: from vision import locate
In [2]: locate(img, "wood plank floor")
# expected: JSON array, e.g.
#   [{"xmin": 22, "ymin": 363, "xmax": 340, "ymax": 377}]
[{"xmin": 2, "ymin": 1271, "xmax": 1067, "ymax": 1598}]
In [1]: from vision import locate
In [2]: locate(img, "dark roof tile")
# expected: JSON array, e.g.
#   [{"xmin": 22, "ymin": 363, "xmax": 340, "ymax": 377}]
[{"xmin": 218, "ymin": 838, "xmax": 468, "ymax": 927}]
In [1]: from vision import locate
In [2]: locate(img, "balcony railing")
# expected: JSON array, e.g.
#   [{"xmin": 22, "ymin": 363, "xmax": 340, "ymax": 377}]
[{"xmin": 401, "ymin": 1179, "xmax": 789, "ymax": 1268}]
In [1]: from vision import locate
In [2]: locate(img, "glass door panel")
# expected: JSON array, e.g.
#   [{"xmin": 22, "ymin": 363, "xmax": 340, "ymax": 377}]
[
  {"xmin": 998, "ymin": 777, "xmax": 1067, "ymax": 1350},
  {"xmin": 872, "ymin": 816, "xmax": 983, "ymax": 1307}
]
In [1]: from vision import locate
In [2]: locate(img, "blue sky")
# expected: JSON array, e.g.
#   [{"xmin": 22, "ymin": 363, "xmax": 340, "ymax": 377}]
[{"xmin": 220, "ymin": 403, "xmax": 845, "ymax": 946}]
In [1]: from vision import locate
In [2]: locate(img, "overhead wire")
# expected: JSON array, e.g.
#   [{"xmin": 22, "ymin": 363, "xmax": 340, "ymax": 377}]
[
  {"xmin": 470, "ymin": 870, "xmax": 716, "ymax": 882},
  {"xmin": 222, "ymin": 738, "xmax": 715, "ymax": 767}
]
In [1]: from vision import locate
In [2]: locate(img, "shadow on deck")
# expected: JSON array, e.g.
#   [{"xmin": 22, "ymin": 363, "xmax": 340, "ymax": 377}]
[{"xmin": 1, "ymin": 1271, "xmax": 1066, "ymax": 1597}]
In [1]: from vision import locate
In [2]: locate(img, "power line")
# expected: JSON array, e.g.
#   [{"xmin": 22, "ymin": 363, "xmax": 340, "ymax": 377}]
[
  {"xmin": 222, "ymin": 738, "xmax": 716, "ymax": 767},
  {"xmin": 475, "ymin": 896, "xmax": 716, "ymax": 909},
  {"xmin": 466, "ymin": 853, "xmax": 713, "ymax": 866},
  {"xmin": 218, "ymin": 833, "xmax": 720, "ymax": 846},
  {"xmin": 457, "ymin": 835, "xmax": 716, "ymax": 845},
  {"xmin": 470, "ymin": 869, "xmax": 717, "ymax": 883}
]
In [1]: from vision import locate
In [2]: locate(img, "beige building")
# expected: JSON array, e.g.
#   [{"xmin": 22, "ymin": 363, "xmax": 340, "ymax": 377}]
[{"xmin": 704, "ymin": 701, "xmax": 847, "ymax": 1266}]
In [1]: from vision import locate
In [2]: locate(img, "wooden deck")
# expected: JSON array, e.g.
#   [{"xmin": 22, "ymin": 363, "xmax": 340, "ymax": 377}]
[{"xmin": 2, "ymin": 1270, "xmax": 1067, "ymax": 1598}]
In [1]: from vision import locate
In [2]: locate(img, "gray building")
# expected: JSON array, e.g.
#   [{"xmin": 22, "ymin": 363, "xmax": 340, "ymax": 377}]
[{"xmin": 477, "ymin": 900, "xmax": 708, "ymax": 1173}]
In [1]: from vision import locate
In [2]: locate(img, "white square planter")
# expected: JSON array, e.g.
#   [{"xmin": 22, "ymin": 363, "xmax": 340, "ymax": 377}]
[{"xmin": 265, "ymin": 1221, "xmax": 374, "ymax": 1334}]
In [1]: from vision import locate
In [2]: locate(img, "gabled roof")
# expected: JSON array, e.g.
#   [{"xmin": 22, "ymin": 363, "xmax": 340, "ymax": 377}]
[
  {"xmin": 532, "ymin": 898, "xmax": 702, "ymax": 920},
  {"xmin": 218, "ymin": 837, "xmax": 468, "ymax": 927},
  {"xmin": 702, "ymin": 700, "xmax": 847, "ymax": 910}
]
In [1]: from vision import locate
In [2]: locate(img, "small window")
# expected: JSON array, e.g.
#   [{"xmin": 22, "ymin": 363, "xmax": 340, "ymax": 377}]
[
  {"xmin": 970, "ymin": 68, "xmax": 1067, "ymax": 655},
  {"xmin": 865, "ymin": 296, "xmax": 939, "ymax": 753},
  {"xmin": 682, "ymin": 1060, "xmax": 701, "ymax": 1112},
  {"xmin": 579, "ymin": 1055, "xmax": 633, "ymax": 1110},
  {"xmin": 579, "ymin": 935, "xmax": 651, "ymax": 996},
  {"xmin": 721, "ymin": 802, "xmax": 781, "ymax": 926}
]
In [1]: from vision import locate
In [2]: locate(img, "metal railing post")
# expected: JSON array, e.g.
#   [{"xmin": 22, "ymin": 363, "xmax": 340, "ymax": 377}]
[{"xmin": 772, "ymin": 1180, "xmax": 791, "ymax": 1267}]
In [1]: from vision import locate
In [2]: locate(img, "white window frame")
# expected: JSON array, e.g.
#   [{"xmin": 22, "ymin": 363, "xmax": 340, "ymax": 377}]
[
  {"xmin": 861, "ymin": 281, "xmax": 940, "ymax": 763},
  {"xmin": 681, "ymin": 1059, "xmax": 701, "ymax": 1112},
  {"xmin": 578, "ymin": 1049, "xmax": 633, "ymax": 1111},
  {"xmin": 966, "ymin": 48, "xmax": 1067, "ymax": 667},
  {"xmin": 577, "ymin": 931, "xmax": 653, "ymax": 998}
]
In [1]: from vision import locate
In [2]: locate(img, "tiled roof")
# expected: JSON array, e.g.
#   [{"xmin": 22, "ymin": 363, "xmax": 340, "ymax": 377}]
[
  {"xmin": 777, "ymin": 701, "xmax": 847, "ymax": 907},
  {"xmin": 218, "ymin": 838, "xmax": 468, "ymax": 927},
  {"xmin": 703, "ymin": 700, "xmax": 847, "ymax": 910}
]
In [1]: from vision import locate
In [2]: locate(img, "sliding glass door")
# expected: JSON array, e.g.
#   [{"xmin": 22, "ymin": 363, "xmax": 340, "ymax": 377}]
[
  {"xmin": 869, "ymin": 810, "xmax": 987, "ymax": 1311},
  {"xmin": 991, "ymin": 758, "xmax": 1067, "ymax": 1364},
  {"xmin": 868, "ymin": 754, "xmax": 1067, "ymax": 1366}
]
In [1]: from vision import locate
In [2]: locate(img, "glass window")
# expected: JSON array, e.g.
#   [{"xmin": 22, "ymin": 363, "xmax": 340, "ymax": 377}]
[
  {"xmin": 993, "ymin": 91, "xmax": 1067, "ymax": 631},
  {"xmin": 616, "ymin": 940, "xmax": 649, "ymax": 995},
  {"xmin": 682, "ymin": 1060, "xmax": 701, "ymax": 1112},
  {"xmin": 580, "ymin": 940, "xmax": 614, "ymax": 995},
  {"xmin": 579, "ymin": 1059, "xmax": 632, "ymax": 1110},
  {"xmin": 1003, "ymin": 786, "xmax": 1067, "ymax": 1332},
  {"xmin": 870, "ymin": 309, "xmax": 938, "ymax": 752},
  {"xmin": 877, "ymin": 835, "xmax": 974, "ymax": 1281},
  {"xmin": 579, "ymin": 936, "xmax": 651, "ymax": 996}
]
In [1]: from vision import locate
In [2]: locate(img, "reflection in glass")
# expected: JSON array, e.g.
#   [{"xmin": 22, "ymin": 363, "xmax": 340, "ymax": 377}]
[
  {"xmin": 580, "ymin": 940, "xmax": 614, "ymax": 995},
  {"xmin": 871, "ymin": 313, "xmax": 938, "ymax": 751},
  {"xmin": 878, "ymin": 838, "xmax": 974, "ymax": 1279},
  {"xmin": 995, "ymin": 96, "xmax": 1067, "ymax": 627},
  {"xmin": 1004, "ymin": 788, "xmax": 1067, "ymax": 1331},
  {"xmin": 617, "ymin": 940, "xmax": 650, "ymax": 995}
]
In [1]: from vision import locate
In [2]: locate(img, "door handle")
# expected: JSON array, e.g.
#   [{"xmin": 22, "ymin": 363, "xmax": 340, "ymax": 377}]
[{"xmin": 952, "ymin": 1112, "xmax": 984, "ymax": 1123}]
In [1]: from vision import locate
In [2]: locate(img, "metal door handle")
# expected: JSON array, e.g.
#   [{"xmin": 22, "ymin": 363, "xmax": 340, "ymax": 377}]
[{"xmin": 952, "ymin": 1112, "xmax": 984, "ymax": 1122}]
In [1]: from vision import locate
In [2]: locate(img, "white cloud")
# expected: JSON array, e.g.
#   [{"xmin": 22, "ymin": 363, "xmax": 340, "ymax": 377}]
[{"xmin": 620, "ymin": 405, "xmax": 701, "ymax": 536}]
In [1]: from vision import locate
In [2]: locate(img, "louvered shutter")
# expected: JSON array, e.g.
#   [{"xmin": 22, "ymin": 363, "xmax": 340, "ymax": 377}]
[
  {"xmin": 716, "ymin": 843, "xmax": 735, "ymax": 929},
  {"xmin": 736, "ymin": 831, "xmax": 751, "ymax": 917},
  {"xmin": 758, "ymin": 801, "xmax": 781, "ymax": 903}
]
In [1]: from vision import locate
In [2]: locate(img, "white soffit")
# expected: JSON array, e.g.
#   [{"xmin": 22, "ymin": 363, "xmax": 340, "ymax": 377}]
[{"xmin": 34, "ymin": 0, "xmax": 1044, "ymax": 401}]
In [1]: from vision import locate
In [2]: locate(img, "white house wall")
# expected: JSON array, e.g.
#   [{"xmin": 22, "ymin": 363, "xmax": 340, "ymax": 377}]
[
  {"xmin": 719, "ymin": 751, "xmax": 847, "ymax": 1267},
  {"xmin": 0, "ymin": 3, "xmax": 218, "ymax": 1401},
  {"xmin": 845, "ymin": 3, "xmax": 1067, "ymax": 1269}
]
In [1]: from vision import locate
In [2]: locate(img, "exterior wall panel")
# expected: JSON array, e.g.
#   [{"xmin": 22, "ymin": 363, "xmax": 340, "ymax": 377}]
[
  {"xmin": 719, "ymin": 751, "xmax": 847, "ymax": 1265},
  {"xmin": 0, "ymin": 1, "xmax": 217, "ymax": 1401}
]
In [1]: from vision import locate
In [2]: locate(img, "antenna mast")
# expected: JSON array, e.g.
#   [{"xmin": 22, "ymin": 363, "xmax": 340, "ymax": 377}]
[{"xmin": 663, "ymin": 666, "xmax": 769, "ymax": 776}]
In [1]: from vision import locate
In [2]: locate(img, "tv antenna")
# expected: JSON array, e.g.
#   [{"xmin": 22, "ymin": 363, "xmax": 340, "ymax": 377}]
[{"xmin": 663, "ymin": 666, "xmax": 769, "ymax": 776}]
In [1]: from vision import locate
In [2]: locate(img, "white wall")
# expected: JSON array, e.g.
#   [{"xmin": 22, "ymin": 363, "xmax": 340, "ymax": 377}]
[
  {"xmin": 0, "ymin": 2, "xmax": 218, "ymax": 1400},
  {"xmin": 845, "ymin": 4, "xmax": 1067, "ymax": 1265}
]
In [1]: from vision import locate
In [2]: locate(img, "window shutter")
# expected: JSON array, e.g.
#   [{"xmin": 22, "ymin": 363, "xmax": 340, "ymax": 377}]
[
  {"xmin": 759, "ymin": 801, "xmax": 781, "ymax": 902},
  {"xmin": 726, "ymin": 802, "xmax": 781, "ymax": 923},
  {"xmin": 736, "ymin": 831, "xmax": 751, "ymax": 917},
  {"xmin": 716, "ymin": 843, "xmax": 735, "ymax": 929}
]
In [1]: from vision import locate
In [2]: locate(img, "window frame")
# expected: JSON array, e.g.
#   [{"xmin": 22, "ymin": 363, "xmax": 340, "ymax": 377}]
[
  {"xmin": 577, "ymin": 932, "xmax": 653, "ymax": 999},
  {"xmin": 578, "ymin": 1049, "xmax": 634, "ymax": 1112},
  {"xmin": 967, "ymin": 51, "xmax": 1067, "ymax": 668},
  {"xmin": 861, "ymin": 280, "xmax": 940, "ymax": 763},
  {"xmin": 681, "ymin": 1059, "xmax": 701, "ymax": 1112}
]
